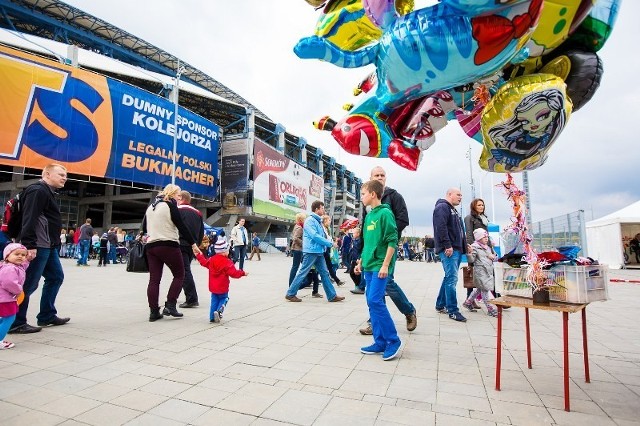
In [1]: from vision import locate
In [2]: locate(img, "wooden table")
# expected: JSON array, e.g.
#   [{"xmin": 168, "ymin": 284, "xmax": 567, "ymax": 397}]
[{"xmin": 493, "ymin": 296, "xmax": 590, "ymax": 412}]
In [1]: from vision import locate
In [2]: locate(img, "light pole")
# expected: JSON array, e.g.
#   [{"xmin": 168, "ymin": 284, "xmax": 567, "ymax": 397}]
[
  {"xmin": 466, "ymin": 145, "xmax": 476, "ymax": 199},
  {"xmin": 171, "ymin": 61, "xmax": 186, "ymax": 185}
]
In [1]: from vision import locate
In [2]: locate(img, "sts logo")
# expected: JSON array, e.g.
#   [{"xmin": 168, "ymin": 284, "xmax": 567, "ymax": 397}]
[{"xmin": 0, "ymin": 47, "xmax": 113, "ymax": 175}]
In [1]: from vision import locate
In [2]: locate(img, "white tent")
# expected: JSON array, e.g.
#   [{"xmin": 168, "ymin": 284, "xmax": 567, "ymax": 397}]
[{"xmin": 586, "ymin": 200, "xmax": 640, "ymax": 269}]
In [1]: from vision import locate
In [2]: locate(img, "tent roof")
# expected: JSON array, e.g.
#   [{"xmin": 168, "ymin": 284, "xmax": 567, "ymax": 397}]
[{"xmin": 586, "ymin": 200, "xmax": 640, "ymax": 227}]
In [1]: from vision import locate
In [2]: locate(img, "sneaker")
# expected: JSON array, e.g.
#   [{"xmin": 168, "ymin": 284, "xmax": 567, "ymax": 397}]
[
  {"xmin": 1, "ymin": 340, "xmax": 15, "ymax": 349},
  {"xmin": 360, "ymin": 343, "xmax": 385, "ymax": 355},
  {"xmin": 405, "ymin": 312, "xmax": 417, "ymax": 331},
  {"xmin": 37, "ymin": 316, "xmax": 70, "ymax": 327},
  {"xmin": 472, "ymin": 301, "xmax": 482, "ymax": 310},
  {"xmin": 8, "ymin": 323, "xmax": 42, "ymax": 334},
  {"xmin": 328, "ymin": 295, "xmax": 345, "ymax": 302},
  {"xmin": 487, "ymin": 310, "xmax": 499, "ymax": 317},
  {"xmin": 448, "ymin": 312, "xmax": 467, "ymax": 322},
  {"xmin": 359, "ymin": 325, "xmax": 373, "ymax": 335},
  {"xmin": 213, "ymin": 311, "xmax": 221, "ymax": 323},
  {"xmin": 462, "ymin": 301, "xmax": 477, "ymax": 312},
  {"xmin": 383, "ymin": 340, "xmax": 402, "ymax": 361},
  {"xmin": 350, "ymin": 288, "xmax": 365, "ymax": 294},
  {"xmin": 435, "ymin": 307, "xmax": 447, "ymax": 314},
  {"xmin": 285, "ymin": 295, "xmax": 302, "ymax": 302}
]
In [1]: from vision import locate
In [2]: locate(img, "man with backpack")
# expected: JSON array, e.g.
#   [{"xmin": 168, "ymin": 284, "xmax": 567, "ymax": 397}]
[{"xmin": 9, "ymin": 163, "xmax": 70, "ymax": 334}]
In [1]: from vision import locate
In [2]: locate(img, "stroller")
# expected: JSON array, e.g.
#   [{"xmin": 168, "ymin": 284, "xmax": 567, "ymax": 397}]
[{"xmin": 115, "ymin": 243, "xmax": 129, "ymax": 264}]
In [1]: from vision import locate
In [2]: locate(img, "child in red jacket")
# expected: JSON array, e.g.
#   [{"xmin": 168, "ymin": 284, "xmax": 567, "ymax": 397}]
[{"xmin": 194, "ymin": 236, "xmax": 247, "ymax": 323}]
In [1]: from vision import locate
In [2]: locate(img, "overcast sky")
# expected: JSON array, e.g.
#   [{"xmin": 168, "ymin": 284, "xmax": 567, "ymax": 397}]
[{"xmin": 63, "ymin": 0, "xmax": 638, "ymax": 236}]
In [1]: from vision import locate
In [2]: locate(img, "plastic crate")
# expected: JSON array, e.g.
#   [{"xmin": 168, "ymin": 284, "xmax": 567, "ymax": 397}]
[{"xmin": 495, "ymin": 263, "xmax": 609, "ymax": 304}]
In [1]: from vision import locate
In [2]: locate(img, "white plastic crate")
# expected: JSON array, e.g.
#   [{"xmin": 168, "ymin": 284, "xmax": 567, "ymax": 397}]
[{"xmin": 494, "ymin": 263, "xmax": 609, "ymax": 304}]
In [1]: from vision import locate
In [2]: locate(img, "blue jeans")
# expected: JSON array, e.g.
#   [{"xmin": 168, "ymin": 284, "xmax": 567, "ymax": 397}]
[
  {"xmin": 287, "ymin": 252, "xmax": 337, "ymax": 301},
  {"xmin": 77, "ymin": 240, "xmax": 90, "ymax": 265},
  {"xmin": 364, "ymin": 271, "xmax": 400, "ymax": 350},
  {"xmin": 210, "ymin": 292, "xmax": 229, "ymax": 320},
  {"xmin": 435, "ymin": 249, "xmax": 462, "ymax": 314},
  {"xmin": 12, "ymin": 247, "xmax": 65, "ymax": 328},
  {"xmin": 386, "ymin": 271, "xmax": 415, "ymax": 315},
  {"xmin": 289, "ymin": 250, "xmax": 303, "ymax": 286},
  {"xmin": 108, "ymin": 245, "xmax": 117, "ymax": 264},
  {"xmin": 234, "ymin": 245, "xmax": 247, "ymax": 270}
]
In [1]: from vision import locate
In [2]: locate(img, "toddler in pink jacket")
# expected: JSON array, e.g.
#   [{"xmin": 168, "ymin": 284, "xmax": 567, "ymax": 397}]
[{"xmin": 0, "ymin": 243, "xmax": 30, "ymax": 349}]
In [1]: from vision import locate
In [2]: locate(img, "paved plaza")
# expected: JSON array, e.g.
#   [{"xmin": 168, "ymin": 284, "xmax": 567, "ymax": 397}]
[{"xmin": 1, "ymin": 254, "xmax": 639, "ymax": 425}]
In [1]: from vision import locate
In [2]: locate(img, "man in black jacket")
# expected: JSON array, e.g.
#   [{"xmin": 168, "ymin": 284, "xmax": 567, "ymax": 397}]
[
  {"xmin": 10, "ymin": 164, "xmax": 70, "ymax": 334},
  {"xmin": 177, "ymin": 191, "xmax": 205, "ymax": 308},
  {"xmin": 433, "ymin": 187, "xmax": 467, "ymax": 322},
  {"xmin": 357, "ymin": 166, "xmax": 417, "ymax": 334}
]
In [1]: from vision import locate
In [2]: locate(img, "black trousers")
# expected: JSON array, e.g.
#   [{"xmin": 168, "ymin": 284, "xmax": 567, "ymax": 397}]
[{"xmin": 180, "ymin": 247, "xmax": 198, "ymax": 304}]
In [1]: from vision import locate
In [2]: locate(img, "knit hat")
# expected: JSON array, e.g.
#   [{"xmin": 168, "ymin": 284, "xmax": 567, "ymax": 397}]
[
  {"xmin": 473, "ymin": 228, "xmax": 488, "ymax": 241},
  {"xmin": 214, "ymin": 236, "xmax": 229, "ymax": 253},
  {"xmin": 3, "ymin": 242, "xmax": 27, "ymax": 259}
]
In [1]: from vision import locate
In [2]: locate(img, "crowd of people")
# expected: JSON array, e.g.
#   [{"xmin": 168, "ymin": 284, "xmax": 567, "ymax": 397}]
[{"xmin": 0, "ymin": 162, "xmax": 502, "ymax": 365}]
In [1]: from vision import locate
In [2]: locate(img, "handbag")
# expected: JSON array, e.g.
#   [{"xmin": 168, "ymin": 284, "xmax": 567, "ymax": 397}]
[
  {"xmin": 126, "ymin": 240, "xmax": 149, "ymax": 273},
  {"xmin": 462, "ymin": 265, "xmax": 475, "ymax": 288}
]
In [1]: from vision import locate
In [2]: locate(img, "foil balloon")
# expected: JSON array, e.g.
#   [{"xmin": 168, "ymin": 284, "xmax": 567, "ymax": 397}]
[
  {"xmin": 525, "ymin": 0, "xmax": 594, "ymax": 58},
  {"xmin": 479, "ymin": 74, "xmax": 573, "ymax": 172},
  {"xmin": 295, "ymin": 0, "xmax": 541, "ymax": 108},
  {"xmin": 315, "ymin": 90, "xmax": 457, "ymax": 170},
  {"xmin": 310, "ymin": 0, "xmax": 414, "ymax": 52},
  {"xmin": 566, "ymin": 0, "xmax": 621, "ymax": 52}
]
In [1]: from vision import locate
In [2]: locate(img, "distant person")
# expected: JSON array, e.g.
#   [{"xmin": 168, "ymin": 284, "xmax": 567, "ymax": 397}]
[
  {"xmin": 354, "ymin": 179, "xmax": 402, "ymax": 361},
  {"xmin": 142, "ymin": 184, "xmax": 198, "ymax": 322},
  {"xmin": 194, "ymin": 236, "xmax": 247, "ymax": 323},
  {"xmin": 286, "ymin": 201, "xmax": 344, "ymax": 303},
  {"xmin": 340, "ymin": 231, "xmax": 353, "ymax": 273},
  {"xmin": 77, "ymin": 218, "xmax": 93, "ymax": 266},
  {"xmin": 0, "ymin": 244, "xmax": 30, "ymax": 348},
  {"xmin": 249, "ymin": 232, "xmax": 261, "ymax": 261},
  {"xmin": 177, "ymin": 191, "xmax": 205, "ymax": 309},
  {"xmin": 107, "ymin": 227, "xmax": 118, "ymax": 264},
  {"xmin": 349, "ymin": 228, "xmax": 364, "ymax": 294},
  {"xmin": 289, "ymin": 213, "xmax": 306, "ymax": 287},
  {"xmin": 433, "ymin": 187, "xmax": 467, "ymax": 322},
  {"xmin": 630, "ymin": 233, "xmax": 640, "ymax": 263},
  {"xmin": 230, "ymin": 218, "xmax": 249, "ymax": 270},
  {"xmin": 98, "ymin": 233, "xmax": 109, "ymax": 267},
  {"xmin": 321, "ymin": 215, "xmax": 344, "ymax": 286},
  {"xmin": 10, "ymin": 163, "xmax": 70, "ymax": 334},
  {"xmin": 424, "ymin": 235, "xmax": 436, "ymax": 262}
]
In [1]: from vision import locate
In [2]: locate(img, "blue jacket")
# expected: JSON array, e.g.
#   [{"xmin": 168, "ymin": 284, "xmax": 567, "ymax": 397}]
[
  {"xmin": 302, "ymin": 213, "xmax": 333, "ymax": 254},
  {"xmin": 432, "ymin": 198, "xmax": 466, "ymax": 253}
]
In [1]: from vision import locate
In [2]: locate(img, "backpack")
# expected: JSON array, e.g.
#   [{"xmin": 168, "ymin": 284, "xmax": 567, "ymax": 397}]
[{"xmin": 1, "ymin": 190, "xmax": 24, "ymax": 239}]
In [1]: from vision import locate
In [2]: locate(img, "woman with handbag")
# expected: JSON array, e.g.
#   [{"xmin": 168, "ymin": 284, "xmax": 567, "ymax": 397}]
[
  {"xmin": 463, "ymin": 198, "xmax": 494, "ymax": 307},
  {"xmin": 142, "ymin": 184, "xmax": 198, "ymax": 322}
]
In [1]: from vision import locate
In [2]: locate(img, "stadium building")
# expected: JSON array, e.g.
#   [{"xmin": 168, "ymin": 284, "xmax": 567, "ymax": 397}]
[{"xmin": 0, "ymin": 0, "xmax": 362, "ymax": 242}]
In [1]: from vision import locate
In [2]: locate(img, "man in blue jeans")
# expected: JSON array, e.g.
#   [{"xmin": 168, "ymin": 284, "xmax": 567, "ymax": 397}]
[
  {"xmin": 358, "ymin": 166, "xmax": 417, "ymax": 335},
  {"xmin": 9, "ymin": 163, "xmax": 70, "ymax": 334},
  {"xmin": 433, "ymin": 187, "xmax": 468, "ymax": 322},
  {"xmin": 286, "ymin": 201, "xmax": 345, "ymax": 303},
  {"xmin": 76, "ymin": 218, "xmax": 93, "ymax": 266}
]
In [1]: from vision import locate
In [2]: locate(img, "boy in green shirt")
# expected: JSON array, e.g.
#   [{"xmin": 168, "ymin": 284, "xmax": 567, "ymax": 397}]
[{"xmin": 354, "ymin": 179, "xmax": 402, "ymax": 361}]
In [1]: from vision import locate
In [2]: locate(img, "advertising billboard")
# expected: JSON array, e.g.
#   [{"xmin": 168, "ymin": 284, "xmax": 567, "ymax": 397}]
[
  {"xmin": 253, "ymin": 139, "xmax": 324, "ymax": 221},
  {"xmin": 0, "ymin": 45, "xmax": 219, "ymax": 196},
  {"xmin": 220, "ymin": 138, "xmax": 250, "ymax": 215}
]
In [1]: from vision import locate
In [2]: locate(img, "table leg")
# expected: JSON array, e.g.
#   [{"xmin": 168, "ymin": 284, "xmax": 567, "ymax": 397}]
[
  {"xmin": 525, "ymin": 307, "xmax": 532, "ymax": 369},
  {"xmin": 496, "ymin": 305, "xmax": 503, "ymax": 391},
  {"xmin": 582, "ymin": 307, "xmax": 590, "ymax": 383},
  {"xmin": 563, "ymin": 311, "xmax": 570, "ymax": 412}
]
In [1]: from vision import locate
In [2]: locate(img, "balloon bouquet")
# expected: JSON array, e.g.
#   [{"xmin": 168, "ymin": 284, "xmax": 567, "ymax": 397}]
[
  {"xmin": 295, "ymin": 0, "xmax": 621, "ymax": 289},
  {"xmin": 296, "ymin": 0, "xmax": 621, "ymax": 171}
]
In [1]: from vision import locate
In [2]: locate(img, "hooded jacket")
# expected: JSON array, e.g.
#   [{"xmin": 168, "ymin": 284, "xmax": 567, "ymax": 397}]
[
  {"xmin": 195, "ymin": 252, "xmax": 246, "ymax": 294},
  {"xmin": 432, "ymin": 198, "xmax": 465, "ymax": 253},
  {"xmin": 19, "ymin": 181, "xmax": 62, "ymax": 250}
]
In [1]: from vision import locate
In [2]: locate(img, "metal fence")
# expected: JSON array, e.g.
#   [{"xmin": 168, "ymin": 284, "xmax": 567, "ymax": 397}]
[{"xmin": 528, "ymin": 210, "xmax": 588, "ymax": 256}]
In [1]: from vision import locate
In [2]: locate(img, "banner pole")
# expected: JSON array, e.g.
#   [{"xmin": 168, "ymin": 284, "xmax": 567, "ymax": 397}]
[{"xmin": 171, "ymin": 61, "xmax": 184, "ymax": 185}]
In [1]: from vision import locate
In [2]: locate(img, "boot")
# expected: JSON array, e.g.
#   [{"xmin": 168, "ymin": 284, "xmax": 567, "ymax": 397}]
[
  {"xmin": 162, "ymin": 301, "xmax": 183, "ymax": 318},
  {"xmin": 149, "ymin": 307, "xmax": 163, "ymax": 322}
]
